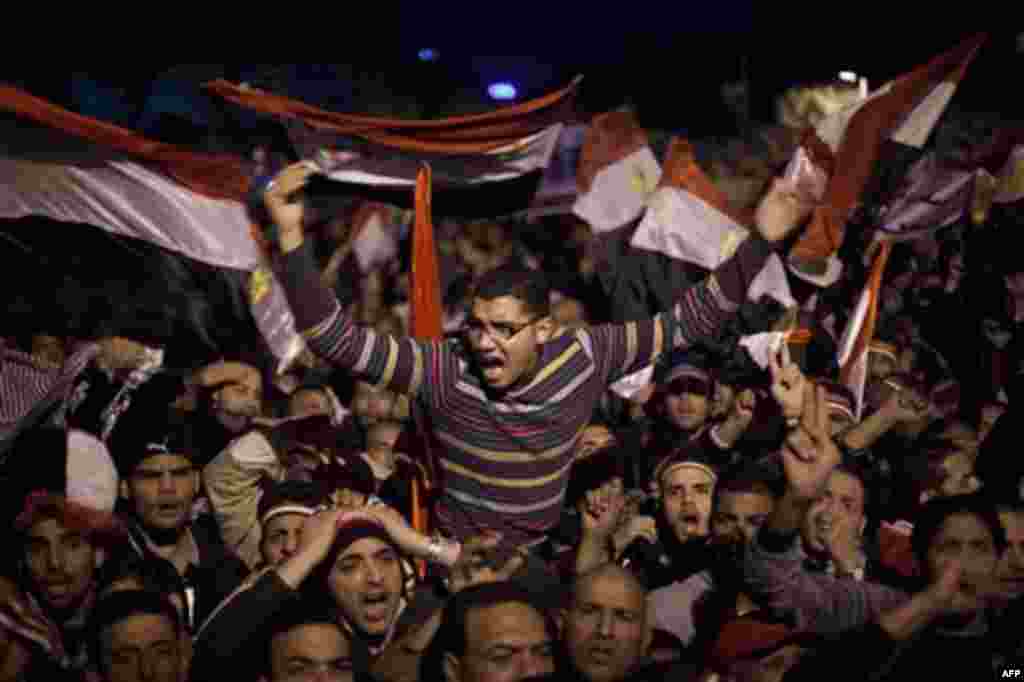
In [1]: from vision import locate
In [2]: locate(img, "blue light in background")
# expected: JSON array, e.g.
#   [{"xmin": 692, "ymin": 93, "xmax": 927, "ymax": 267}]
[
  {"xmin": 418, "ymin": 48, "xmax": 439, "ymax": 62},
  {"xmin": 487, "ymin": 82, "xmax": 517, "ymax": 101}
]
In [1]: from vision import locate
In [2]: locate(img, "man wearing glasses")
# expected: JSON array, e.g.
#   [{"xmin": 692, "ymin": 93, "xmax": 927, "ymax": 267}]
[{"xmin": 262, "ymin": 163, "xmax": 813, "ymax": 564}]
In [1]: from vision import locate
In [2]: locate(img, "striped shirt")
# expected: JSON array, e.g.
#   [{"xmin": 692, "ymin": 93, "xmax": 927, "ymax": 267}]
[{"xmin": 279, "ymin": 236, "xmax": 775, "ymax": 549}]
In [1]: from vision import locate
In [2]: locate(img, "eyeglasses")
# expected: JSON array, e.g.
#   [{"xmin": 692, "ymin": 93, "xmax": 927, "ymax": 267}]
[{"xmin": 463, "ymin": 316, "xmax": 543, "ymax": 343}]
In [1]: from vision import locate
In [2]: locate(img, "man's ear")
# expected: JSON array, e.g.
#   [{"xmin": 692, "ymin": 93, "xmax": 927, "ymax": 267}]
[
  {"xmin": 859, "ymin": 517, "xmax": 867, "ymax": 536},
  {"xmin": 191, "ymin": 470, "xmax": 201, "ymax": 499},
  {"xmin": 95, "ymin": 547, "xmax": 106, "ymax": 570},
  {"xmin": 535, "ymin": 316, "xmax": 556, "ymax": 344},
  {"xmin": 119, "ymin": 479, "xmax": 131, "ymax": 502},
  {"xmin": 443, "ymin": 652, "xmax": 461, "ymax": 682}
]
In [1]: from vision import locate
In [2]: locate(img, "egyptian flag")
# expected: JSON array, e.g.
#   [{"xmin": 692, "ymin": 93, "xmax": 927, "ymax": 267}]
[
  {"xmin": 204, "ymin": 77, "xmax": 579, "ymax": 219},
  {"xmin": 630, "ymin": 137, "xmax": 795, "ymax": 307},
  {"xmin": 0, "ymin": 85, "xmax": 303, "ymax": 371},
  {"xmin": 875, "ymin": 152, "xmax": 977, "ymax": 241},
  {"xmin": 837, "ymin": 241, "xmax": 893, "ymax": 420},
  {"xmin": 784, "ymin": 34, "xmax": 986, "ymax": 286},
  {"xmin": 572, "ymin": 109, "xmax": 661, "ymax": 232}
]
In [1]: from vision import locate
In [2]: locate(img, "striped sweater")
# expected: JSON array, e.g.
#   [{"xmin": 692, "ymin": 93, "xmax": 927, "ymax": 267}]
[{"xmin": 279, "ymin": 236, "xmax": 775, "ymax": 549}]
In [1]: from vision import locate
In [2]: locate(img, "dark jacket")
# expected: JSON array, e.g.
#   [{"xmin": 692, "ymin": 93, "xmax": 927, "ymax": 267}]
[{"xmin": 106, "ymin": 514, "xmax": 249, "ymax": 631}]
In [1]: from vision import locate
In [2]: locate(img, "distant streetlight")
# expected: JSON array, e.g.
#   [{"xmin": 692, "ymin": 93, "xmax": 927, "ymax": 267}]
[
  {"xmin": 487, "ymin": 82, "xmax": 517, "ymax": 101},
  {"xmin": 418, "ymin": 48, "xmax": 440, "ymax": 62}
]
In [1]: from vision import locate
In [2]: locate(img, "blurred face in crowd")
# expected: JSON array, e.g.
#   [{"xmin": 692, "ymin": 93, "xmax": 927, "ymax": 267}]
[
  {"xmin": 576, "ymin": 425, "xmax": 616, "ymax": 461},
  {"xmin": 925, "ymin": 513, "xmax": 999, "ymax": 615},
  {"xmin": 465, "ymin": 296, "xmax": 553, "ymax": 392},
  {"xmin": 100, "ymin": 611, "xmax": 188, "ymax": 682},
  {"xmin": 353, "ymin": 383, "xmax": 398, "ymax": 424},
  {"xmin": 261, "ymin": 513, "xmax": 308, "ymax": 567},
  {"xmin": 564, "ymin": 566, "xmax": 650, "ymax": 682},
  {"xmin": 98, "ymin": 580, "xmax": 188, "ymax": 629},
  {"xmin": 660, "ymin": 465, "xmax": 715, "ymax": 542},
  {"xmin": 364, "ymin": 422, "xmax": 403, "ymax": 479},
  {"xmin": 662, "ymin": 381, "xmax": 710, "ymax": 433},
  {"xmin": 327, "ymin": 537, "xmax": 403, "ymax": 637},
  {"xmin": 265, "ymin": 623, "xmax": 353, "ymax": 682},
  {"xmin": 31, "ymin": 334, "xmax": 65, "ymax": 369},
  {"xmin": 288, "ymin": 388, "xmax": 332, "ymax": 420},
  {"xmin": 713, "ymin": 489, "xmax": 775, "ymax": 548},
  {"xmin": 867, "ymin": 349, "xmax": 898, "ymax": 385},
  {"xmin": 23, "ymin": 517, "xmax": 100, "ymax": 613},
  {"xmin": 212, "ymin": 369, "xmax": 263, "ymax": 432},
  {"xmin": 996, "ymin": 508, "xmax": 1024, "ymax": 600},
  {"xmin": 930, "ymin": 451, "xmax": 982, "ymax": 501},
  {"xmin": 802, "ymin": 470, "xmax": 865, "ymax": 559},
  {"xmin": 445, "ymin": 601, "xmax": 555, "ymax": 682},
  {"xmin": 122, "ymin": 454, "xmax": 199, "ymax": 534}
]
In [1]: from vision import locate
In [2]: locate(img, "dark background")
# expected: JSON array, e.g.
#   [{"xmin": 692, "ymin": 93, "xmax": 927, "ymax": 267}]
[{"xmin": 3, "ymin": 26, "xmax": 1018, "ymax": 144}]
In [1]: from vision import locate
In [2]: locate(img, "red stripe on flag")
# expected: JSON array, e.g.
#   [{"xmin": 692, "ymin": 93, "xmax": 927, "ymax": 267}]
[{"xmin": 0, "ymin": 85, "xmax": 250, "ymax": 202}]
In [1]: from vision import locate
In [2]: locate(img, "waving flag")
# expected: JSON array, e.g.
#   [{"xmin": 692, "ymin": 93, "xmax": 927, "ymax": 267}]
[
  {"xmin": 0, "ymin": 85, "xmax": 303, "ymax": 370},
  {"xmin": 877, "ymin": 152, "xmax": 976, "ymax": 240},
  {"xmin": 572, "ymin": 110, "xmax": 661, "ymax": 232},
  {"xmin": 630, "ymin": 137, "xmax": 795, "ymax": 307},
  {"xmin": 784, "ymin": 34, "xmax": 986, "ymax": 285},
  {"xmin": 837, "ymin": 241, "xmax": 893, "ymax": 419},
  {"xmin": 205, "ymin": 77, "xmax": 578, "ymax": 189}
]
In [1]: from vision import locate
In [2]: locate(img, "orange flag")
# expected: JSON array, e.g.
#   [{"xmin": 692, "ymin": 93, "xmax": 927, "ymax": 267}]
[{"xmin": 408, "ymin": 165, "xmax": 442, "ymax": 576}]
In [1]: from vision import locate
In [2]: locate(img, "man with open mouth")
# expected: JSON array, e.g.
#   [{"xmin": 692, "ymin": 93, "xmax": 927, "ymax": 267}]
[{"xmin": 259, "ymin": 161, "xmax": 814, "ymax": 570}]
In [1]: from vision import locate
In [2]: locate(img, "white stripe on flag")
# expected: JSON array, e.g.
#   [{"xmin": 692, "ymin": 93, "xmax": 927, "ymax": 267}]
[
  {"xmin": 295, "ymin": 124, "xmax": 565, "ymax": 187},
  {"xmin": 891, "ymin": 82, "xmax": 957, "ymax": 149},
  {"xmin": 0, "ymin": 127, "xmax": 302, "ymax": 365},
  {"xmin": 0, "ymin": 157, "xmax": 260, "ymax": 271},
  {"xmin": 573, "ymin": 146, "xmax": 661, "ymax": 233},
  {"xmin": 631, "ymin": 186, "xmax": 795, "ymax": 306}
]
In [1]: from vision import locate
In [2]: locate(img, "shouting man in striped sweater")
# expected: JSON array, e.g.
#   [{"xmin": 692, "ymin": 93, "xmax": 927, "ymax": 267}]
[{"xmin": 262, "ymin": 162, "xmax": 814, "ymax": 570}]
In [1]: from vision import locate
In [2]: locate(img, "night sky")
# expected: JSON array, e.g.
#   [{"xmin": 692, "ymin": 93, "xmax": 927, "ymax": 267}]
[{"xmin": 4, "ymin": 26, "xmax": 1018, "ymax": 139}]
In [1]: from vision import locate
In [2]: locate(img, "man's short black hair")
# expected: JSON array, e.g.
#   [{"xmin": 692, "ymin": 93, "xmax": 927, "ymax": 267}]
[
  {"xmin": 89, "ymin": 589, "xmax": 182, "ymax": 673},
  {"xmin": 419, "ymin": 581, "xmax": 556, "ymax": 682},
  {"xmin": 713, "ymin": 461, "xmax": 785, "ymax": 513},
  {"xmin": 473, "ymin": 264, "xmax": 550, "ymax": 318},
  {"xmin": 263, "ymin": 598, "xmax": 368, "ymax": 678},
  {"xmin": 910, "ymin": 493, "xmax": 1008, "ymax": 567}
]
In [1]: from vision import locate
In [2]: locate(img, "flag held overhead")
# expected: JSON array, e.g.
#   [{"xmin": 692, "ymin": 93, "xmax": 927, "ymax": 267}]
[{"xmin": 784, "ymin": 34, "xmax": 987, "ymax": 286}]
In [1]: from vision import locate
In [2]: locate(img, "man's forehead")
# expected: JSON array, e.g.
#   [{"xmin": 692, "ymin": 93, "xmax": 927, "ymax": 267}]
[
  {"xmin": 936, "ymin": 513, "xmax": 994, "ymax": 543},
  {"xmin": 828, "ymin": 470, "xmax": 864, "ymax": 501},
  {"xmin": 27, "ymin": 516, "xmax": 77, "ymax": 539},
  {"xmin": 339, "ymin": 536, "xmax": 393, "ymax": 560},
  {"xmin": 136, "ymin": 453, "xmax": 193, "ymax": 471},
  {"xmin": 718, "ymin": 490, "xmax": 774, "ymax": 515},
  {"xmin": 275, "ymin": 622, "xmax": 350, "ymax": 655},
  {"xmin": 470, "ymin": 296, "xmax": 531, "ymax": 322},
  {"xmin": 466, "ymin": 601, "xmax": 548, "ymax": 645},
  {"xmin": 576, "ymin": 570, "xmax": 645, "ymax": 609},
  {"xmin": 665, "ymin": 466, "xmax": 714, "ymax": 487}
]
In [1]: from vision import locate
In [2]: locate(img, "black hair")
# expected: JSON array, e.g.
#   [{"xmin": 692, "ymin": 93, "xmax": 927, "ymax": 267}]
[
  {"xmin": 89, "ymin": 589, "xmax": 183, "ymax": 674},
  {"xmin": 262, "ymin": 598, "xmax": 369, "ymax": 678},
  {"xmin": 419, "ymin": 581, "xmax": 558, "ymax": 682},
  {"xmin": 910, "ymin": 493, "xmax": 1008, "ymax": 568},
  {"xmin": 96, "ymin": 555, "xmax": 187, "ymax": 604},
  {"xmin": 473, "ymin": 264, "xmax": 550, "ymax": 318},
  {"xmin": 712, "ymin": 461, "xmax": 785, "ymax": 513}
]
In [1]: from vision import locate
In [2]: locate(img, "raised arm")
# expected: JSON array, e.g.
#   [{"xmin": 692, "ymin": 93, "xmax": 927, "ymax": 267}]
[
  {"xmin": 744, "ymin": 373, "xmax": 907, "ymax": 634},
  {"xmin": 264, "ymin": 163, "xmax": 442, "ymax": 399},
  {"xmin": 589, "ymin": 178, "xmax": 814, "ymax": 384}
]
